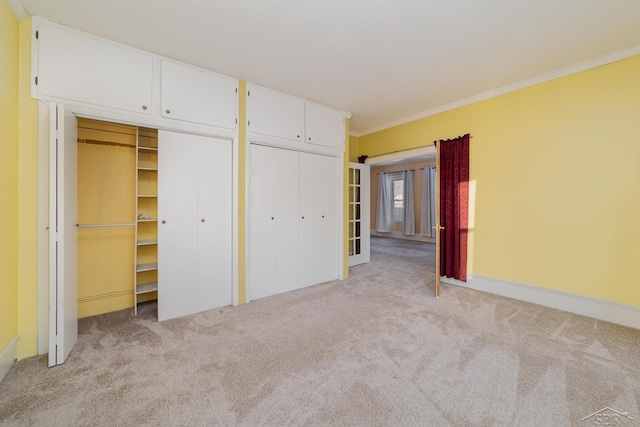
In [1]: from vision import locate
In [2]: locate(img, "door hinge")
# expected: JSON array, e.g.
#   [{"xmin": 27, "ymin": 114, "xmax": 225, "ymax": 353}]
[
  {"xmin": 248, "ymin": 91, "xmax": 250, "ymax": 96},
  {"xmin": 248, "ymin": 120, "xmax": 250, "ymax": 127},
  {"xmin": 235, "ymin": 118, "xmax": 237, "ymax": 124},
  {"xmin": 235, "ymin": 87, "xmax": 238, "ymax": 94},
  {"xmin": 35, "ymin": 30, "xmax": 39, "ymax": 39},
  {"xmin": 35, "ymin": 76, "xmax": 38, "ymax": 85}
]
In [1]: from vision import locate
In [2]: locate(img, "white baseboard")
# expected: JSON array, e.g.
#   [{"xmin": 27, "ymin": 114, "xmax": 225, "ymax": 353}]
[
  {"xmin": 371, "ymin": 230, "xmax": 435, "ymax": 243},
  {"xmin": 0, "ymin": 335, "xmax": 19, "ymax": 383},
  {"xmin": 442, "ymin": 274, "xmax": 640, "ymax": 330}
]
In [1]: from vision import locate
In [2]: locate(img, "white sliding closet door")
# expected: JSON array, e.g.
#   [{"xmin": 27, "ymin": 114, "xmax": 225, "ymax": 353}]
[
  {"xmin": 48, "ymin": 103, "xmax": 78, "ymax": 367},
  {"xmin": 299, "ymin": 152, "xmax": 339, "ymax": 287},
  {"xmin": 158, "ymin": 130, "xmax": 232, "ymax": 321},
  {"xmin": 249, "ymin": 144, "xmax": 300, "ymax": 300}
]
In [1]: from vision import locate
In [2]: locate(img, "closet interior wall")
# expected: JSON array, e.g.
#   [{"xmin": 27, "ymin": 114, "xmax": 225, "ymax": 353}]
[
  {"xmin": 77, "ymin": 119, "xmax": 136, "ymax": 317},
  {"xmin": 77, "ymin": 119, "xmax": 158, "ymax": 318}
]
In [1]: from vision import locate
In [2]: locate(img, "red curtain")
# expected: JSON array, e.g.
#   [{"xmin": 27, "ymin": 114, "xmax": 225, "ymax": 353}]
[{"xmin": 440, "ymin": 134, "xmax": 469, "ymax": 281}]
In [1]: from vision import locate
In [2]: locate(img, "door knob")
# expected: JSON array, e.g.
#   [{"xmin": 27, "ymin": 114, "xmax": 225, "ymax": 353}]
[
  {"xmin": 165, "ymin": 109, "xmax": 171, "ymax": 114},
  {"xmin": 201, "ymin": 218, "xmax": 205, "ymax": 222},
  {"xmin": 161, "ymin": 220, "xmax": 166, "ymax": 224}
]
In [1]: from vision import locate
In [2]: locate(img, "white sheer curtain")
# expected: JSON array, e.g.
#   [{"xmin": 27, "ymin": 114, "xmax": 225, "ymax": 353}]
[
  {"xmin": 420, "ymin": 166, "xmax": 437, "ymax": 237},
  {"xmin": 375, "ymin": 173, "xmax": 391, "ymax": 232},
  {"xmin": 402, "ymin": 170, "xmax": 415, "ymax": 235}
]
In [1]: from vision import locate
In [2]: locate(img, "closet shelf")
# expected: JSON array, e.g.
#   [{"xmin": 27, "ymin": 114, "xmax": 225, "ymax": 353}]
[
  {"xmin": 137, "ymin": 239, "xmax": 158, "ymax": 246},
  {"xmin": 136, "ymin": 282, "xmax": 158, "ymax": 294},
  {"xmin": 138, "ymin": 167, "xmax": 158, "ymax": 171},
  {"xmin": 138, "ymin": 147, "xmax": 158, "ymax": 152},
  {"xmin": 137, "ymin": 218, "xmax": 158, "ymax": 223},
  {"xmin": 137, "ymin": 194, "xmax": 158, "ymax": 198},
  {"xmin": 136, "ymin": 263, "xmax": 158, "ymax": 272}
]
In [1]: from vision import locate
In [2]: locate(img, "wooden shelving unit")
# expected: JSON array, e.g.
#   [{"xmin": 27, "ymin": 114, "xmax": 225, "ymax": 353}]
[{"xmin": 134, "ymin": 127, "xmax": 159, "ymax": 315}]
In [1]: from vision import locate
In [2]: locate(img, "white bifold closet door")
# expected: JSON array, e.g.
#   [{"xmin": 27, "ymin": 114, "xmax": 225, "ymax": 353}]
[
  {"xmin": 249, "ymin": 145, "xmax": 300, "ymax": 300},
  {"xmin": 249, "ymin": 144, "xmax": 339, "ymax": 300},
  {"xmin": 299, "ymin": 152, "xmax": 338, "ymax": 287},
  {"xmin": 158, "ymin": 130, "xmax": 232, "ymax": 321}
]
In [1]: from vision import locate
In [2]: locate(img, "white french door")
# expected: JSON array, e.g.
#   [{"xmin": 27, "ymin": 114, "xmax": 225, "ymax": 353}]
[
  {"xmin": 48, "ymin": 103, "xmax": 78, "ymax": 367},
  {"xmin": 348, "ymin": 162, "xmax": 370, "ymax": 266}
]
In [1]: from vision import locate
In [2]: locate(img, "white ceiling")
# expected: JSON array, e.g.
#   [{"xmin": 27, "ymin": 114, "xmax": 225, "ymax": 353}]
[{"xmin": 18, "ymin": 0, "xmax": 640, "ymax": 134}]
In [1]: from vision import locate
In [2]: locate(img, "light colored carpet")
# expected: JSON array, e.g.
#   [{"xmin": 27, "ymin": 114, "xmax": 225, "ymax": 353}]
[{"xmin": 1, "ymin": 237, "xmax": 639, "ymax": 426}]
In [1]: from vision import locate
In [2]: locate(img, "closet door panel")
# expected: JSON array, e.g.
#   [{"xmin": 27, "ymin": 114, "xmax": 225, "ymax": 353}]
[
  {"xmin": 161, "ymin": 60, "xmax": 237, "ymax": 129},
  {"xmin": 299, "ymin": 153, "xmax": 339, "ymax": 287},
  {"xmin": 158, "ymin": 131, "xmax": 198, "ymax": 321},
  {"xmin": 37, "ymin": 23, "xmax": 153, "ymax": 114},
  {"xmin": 247, "ymin": 84, "xmax": 304, "ymax": 142},
  {"xmin": 250, "ymin": 145, "xmax": 300, "ymax": 300},
  {"xmin": 304, "ymin": 103, "xmax": 345, "ymax": 149},
  {"xmin": 197, "ymin": 136, "xmax": 233, "ymax": 311}
]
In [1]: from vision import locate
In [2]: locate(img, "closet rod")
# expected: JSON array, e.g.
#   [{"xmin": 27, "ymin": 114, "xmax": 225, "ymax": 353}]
[{"xmin": 76, "ymin": 223, "xmax": 135, "ymax": 228}]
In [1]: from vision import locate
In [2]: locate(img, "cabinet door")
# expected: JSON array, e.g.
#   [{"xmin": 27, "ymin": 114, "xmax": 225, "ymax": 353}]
[
  {"xmin": 158, "ymin": 131, "xmax": 199, "ymax": 321},
  {"xmin": 299, "ymin": 153, "xmax": 339, "ymax": 287},
  {"xmin": 247, "ymin": 84, "xmax": 304, "ymax": 142},
  {"xmin": 37, "ymin": 23, "xmax": 153, "ymax": 114},
  {"xmin": 197, "ymin": 136, "xmax": 233, "ymax": 312},
  {"xmin": 249, "ymin": 145, "xmax": 300, "ymax": 300},
  {"xmin": 305, "ymin": 103, "xmax": 345, "ymax": 149},
  {"xmin": 161, "ymin": 60, "xmax": 237, "ymax": 129}
]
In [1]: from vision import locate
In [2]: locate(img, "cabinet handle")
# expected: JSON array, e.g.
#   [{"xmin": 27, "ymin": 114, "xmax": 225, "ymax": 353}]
[
  {"xmin": 296, "ymin": 135, "xmax": 300, "ymax": 139},
  {"xmin": 142, "ymin": 105, "xmax": 148, "ymax": 111},
  {"xmin": 201, "ymin": 218, "xmax": 205, "ymax": 223},
  {"xmin": 301, "ymin": 216, "xmax": 305, "ymax": 219},
  {"xmin": 322, "ymin": 215, "xmax": 325, "ymax": 218},
  {"xmin": 161, "ymin": 220, "xmax": 166, "ymax": 224},
  {"xmin": 271, "ymin": 217, "xmax": 274, "ymax": 220},
  {"xmin": 165, "ymin": 109, "xmax": 171, "ymax": 114},
  {"xmin": 308, "ymin": 137, "xmax": 311, "ymax": 141}
]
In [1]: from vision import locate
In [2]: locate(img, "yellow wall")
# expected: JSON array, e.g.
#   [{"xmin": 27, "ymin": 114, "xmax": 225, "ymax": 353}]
[
  {"xmin": 77, "ymin": 119, "xmax": 137, "ymax": 318},
  {"xmin": 359, "ymin": 55, "xmax": 640, "ymax": 307},
  {"xmin": 17, "ymin": 17, "xmax": 40, "ymax": 358},
  {"xmin": 348, "ymin": 135, "xmax": 360, "ymax": 162},
  {"xmin": 0, "ymin": 0, "xmax": 20, "ymax": 354}
]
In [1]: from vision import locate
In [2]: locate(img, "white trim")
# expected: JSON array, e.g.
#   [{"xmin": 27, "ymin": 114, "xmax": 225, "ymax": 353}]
[
  {"xmin": 6, "ymin": 0, "xmax": 28, "ymax": 21},
  {"xmin": 360, "ymin": 45, "xmax": 640, "ymax": 136},
  {"xmin": 442, "ymin": 274, "xmax": 640, "ymax": 330},
  {"xmin": 0, "ymin": 335, "xmax": 19, "ymax": 383},
  {"xmin": 37, "ymin": 101, "xmax": 49, "ymax": 355},
  {"xmin": 337, "ymin": 153, "xmax": 345, "ymax": 280},
  {"xmin": 365, "ymin": 146, "xmax": 436, "ymax": 166},
  {"xmin": 231, "ymin": 135, "xmax": 239, "ymax": 306},
  {"xmin": 247, "ymin": 135, "xmax": 343, "ymax": 158},
  {"xmin": 371, "ymin": 230, "xmax": 435, "ymax": 244}
]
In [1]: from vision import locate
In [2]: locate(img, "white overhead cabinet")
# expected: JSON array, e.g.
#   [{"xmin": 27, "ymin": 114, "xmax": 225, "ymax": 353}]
[
  {"xmin": 249, "ymin": 145, "xmax": 339, "ymax": 300},
  {"xmin": 160, "ymin": 60, "xmax": 238, "ymax": 129},
  {"xmin": 158, "ymin": 131, "xmax": 232, "ymax": 321},
  {"xmin": 36, "ymin": 23, "xmax": 153, "ymax": 114},
  {"xmin": 246, "ymin": 84, "xmax": 346, "ymax": 149},
  {"xmin": 304, "ymin": 102, "xmax": 345, "ymax": 149},
  {"xmin": 247, "ymin": 84, "xmax": 305, "ymax": 142}
]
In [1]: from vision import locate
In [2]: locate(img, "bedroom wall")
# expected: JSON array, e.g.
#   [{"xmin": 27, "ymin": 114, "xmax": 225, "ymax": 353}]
[
  {"xmin": 358, "ymin": 54, "xmax": 640, "ymax": 307},
  {"xmin": 0, "ymin": 0, "xmax": 20, "ymax": 357}
]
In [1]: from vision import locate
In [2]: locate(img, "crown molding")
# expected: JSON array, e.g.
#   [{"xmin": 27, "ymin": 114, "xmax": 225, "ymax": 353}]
[
  {"xmin": 359, "ymin": 45, "xmax": 640, "ymax": 137},
  {"xmin": 6, "ymin": 0, "xmax": 28, "ymax": 21}
]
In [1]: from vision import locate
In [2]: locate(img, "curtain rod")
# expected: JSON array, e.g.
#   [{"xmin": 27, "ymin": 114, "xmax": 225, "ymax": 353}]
[
  {"xmin": 377, "ymin": 169, "xmax": 415, "ymax": 175},
  {"xmin": 419, "ymin": 166, "xmax": 436, "ymax": 171},
  {"xmin": 433, "ymin": 134, "xmax": 472, "ymax": 145}
]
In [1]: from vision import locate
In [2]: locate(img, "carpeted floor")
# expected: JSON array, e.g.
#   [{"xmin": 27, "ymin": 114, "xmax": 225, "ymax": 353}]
[{"xmin": 1, "ymin": 237, "xmax": 639, "ymax": 426}]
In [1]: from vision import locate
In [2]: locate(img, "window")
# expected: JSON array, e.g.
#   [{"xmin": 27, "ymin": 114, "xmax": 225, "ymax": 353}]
[{"xmin": 390, "ymin": 174, "xmax": 404, "ymax": 223}]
